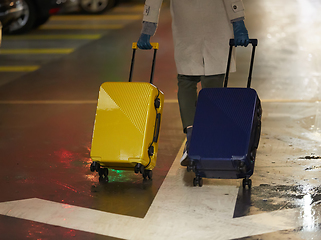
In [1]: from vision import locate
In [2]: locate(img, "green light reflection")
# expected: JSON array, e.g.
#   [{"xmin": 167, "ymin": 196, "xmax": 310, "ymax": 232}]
[{"xmin": 108, "ymin": 169, "xmax": 132, "ymax": 182}]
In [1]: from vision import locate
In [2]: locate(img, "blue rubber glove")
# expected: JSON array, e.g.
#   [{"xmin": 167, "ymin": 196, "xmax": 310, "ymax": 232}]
[
  {"xmin": 137, "ymin": 33, "xmax": 153, "ymax": 50},
  {"xmin": 232, "ymin": 20, "xmax": 249, "ymax": 47}
]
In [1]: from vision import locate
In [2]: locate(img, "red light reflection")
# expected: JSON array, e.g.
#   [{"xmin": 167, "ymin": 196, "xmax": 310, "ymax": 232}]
[{"xmin": 54, "ymin": 149, "xmax": 74, "ymax": 167}]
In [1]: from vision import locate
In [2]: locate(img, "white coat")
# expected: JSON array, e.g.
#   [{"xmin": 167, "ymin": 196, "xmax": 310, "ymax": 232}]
[{"xmin": 143, "ymin": 0, "xmax": 245, "ymax": 76}]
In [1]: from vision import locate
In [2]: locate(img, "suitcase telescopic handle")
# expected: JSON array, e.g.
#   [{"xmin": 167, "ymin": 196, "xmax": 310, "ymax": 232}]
[
  {"xmin": 129, "ymin": 42, "xmax": 159, "ymax": 84},
  {"xmin": 224, "ymin": 39, "xmax": 258, "ymax": 88}
]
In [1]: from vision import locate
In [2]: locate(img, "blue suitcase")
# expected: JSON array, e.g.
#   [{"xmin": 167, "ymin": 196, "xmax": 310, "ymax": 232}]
[{"xmin": 188, "ymin": 39, "xmax": 262, "ymax": 188}]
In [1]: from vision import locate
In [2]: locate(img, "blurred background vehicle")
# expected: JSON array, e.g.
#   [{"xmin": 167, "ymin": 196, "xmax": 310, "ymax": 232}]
[
  {"xmin": 62, "ymin": 0, "xmax": 118, "ymax": 14},
  {"xmin": 4, "ymin": 0, "xmax": 64, "ymax": 34},
  {"xmin": 0, "ymin": 0, "xmax": 24, "ymax": 32},
  {"xmin": 79, "ymin": 0, "xmax": 116, "ymax": 14}
]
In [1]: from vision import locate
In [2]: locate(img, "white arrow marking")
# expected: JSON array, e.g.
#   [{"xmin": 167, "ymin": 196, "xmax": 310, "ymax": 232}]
[{"xmin": 0, "ymin": 143, "xmax": 317, "ymax": 239}]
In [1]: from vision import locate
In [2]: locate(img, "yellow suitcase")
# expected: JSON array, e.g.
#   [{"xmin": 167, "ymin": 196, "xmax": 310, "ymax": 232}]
[{"xmin": 90, "ymin": 43, "xmax": 164, "ymax": 182}]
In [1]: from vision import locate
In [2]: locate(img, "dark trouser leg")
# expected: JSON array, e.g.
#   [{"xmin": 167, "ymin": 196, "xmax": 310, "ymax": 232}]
[
  {"xmin": 178, "ymin": 73, "xmax": 225, "ymax": 166},
  {"xmin": 177, "ymin": 74, "xmax": 225, "ymax": 133},
  {"xmin": 201, "ymin": 74, "xmax": 225, "ymax": 89},
  {"xmin": 177, "ymin": 74, "xmax": 201, "ymax": 133}
]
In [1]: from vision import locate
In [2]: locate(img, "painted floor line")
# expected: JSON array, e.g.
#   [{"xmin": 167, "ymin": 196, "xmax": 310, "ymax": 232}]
[
  {"xmin": 0, "ymin": 198, "xmax": 143, "ymax": 240},
  {"xmin": 0, "ymin": 100, "xmax": 176, "ymax": 104},
  {"xmin": 50, "ymin": 15, "xmax": 141, "ymax": 21},
  {"xmin": 2, "ymin": 34, "xmax": 102, "ymax": 40},
  {"xmin": 0, "ymin": 99, "xmax": 320, "ymax": 104},
  {"xmin": 0, "ymin": 49, "xmax": 74, "ymax": 54},
  {"xmin": 165, "ymin": 99, "xmax": 321, "ymax": 103},
  {"xmin": 0, "ymin": 142, "xmax": 315, "ymax": 240},
  {"xmin": 262, "ymin": 99, "xmax": 321, "ymax": 103},
  {"xmin": 0, "ymin": 66, "xmax": 40, "ymax": 72},
  {"xmin": 112, "ymin": 5, "xmax": 144, "ymax": 13},
  {"xmin": 40, "ymin": 25, "xmax": 123, "ymax": 30},
  {"xmin": 0, "ymin": 100, "xmax": 97, "ymax": 104}
]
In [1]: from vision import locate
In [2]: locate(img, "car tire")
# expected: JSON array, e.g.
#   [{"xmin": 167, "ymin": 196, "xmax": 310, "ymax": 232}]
[
  {"xmin": 8, "ymin": 0, "xmax": 36, "ymax": 34},
  {"xmin": 34, "ymin": 15, "xmax": 50, "ymax": 28},
  {"xmin": 79, "ymin": 0, "xmax": 116, "ymax": 14}
]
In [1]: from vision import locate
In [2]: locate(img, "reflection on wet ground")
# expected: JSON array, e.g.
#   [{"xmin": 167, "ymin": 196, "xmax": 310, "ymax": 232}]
[
  {"xmin": 235, "ymin": 184, "xmax": 321, "ymax": 239},
  {"xmin": 237, "ymin": 225, "xmax": 321, "ymax": 240},
  {"xmin": 235, "ymin": 184, "xmax": 321, "ymax": 217},
  {"xmin": 0, "ymin": 214, "xmax": 122, "ymax": 240},
  {"xmin": 89, "ymin": 176, "xmax": 155, "ymax": 218},
  {"xmin": 3, "ymin": 0, "xmax": 321, "ymax": 238}
]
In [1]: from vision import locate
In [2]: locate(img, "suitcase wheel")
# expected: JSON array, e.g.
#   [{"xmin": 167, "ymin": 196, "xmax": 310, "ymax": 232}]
[
  {"xmin": 99, "ymin": 176, "xmax": 109, "ymax": 183},
  {"xmin": 242, "ymin": 178, "xmax": 252, "ymax": 189},
  {"xmin": 90, "ymin": 161, "xmax": 100, "ymax": 172},
  {"xmin": 238, "ymin": 162, "xmax": 247, "ymax": 173},
  {"xmin": 143, "ymin": 170, "xmax": 153, "ymax": 180},
  {"xmin": 193, "ymin": 177, "xmax": 203, "ymax": 187},
  {"xmin": 134, "ymin": 163, "xmax": 145, "ymax": 174},
  {"xmin": 187, "ymin": 165, "xmax": 196, "ymax": 173},
  {"xmin": 98, "ymin": 168, "xmax": 109, "ymax": 182}
]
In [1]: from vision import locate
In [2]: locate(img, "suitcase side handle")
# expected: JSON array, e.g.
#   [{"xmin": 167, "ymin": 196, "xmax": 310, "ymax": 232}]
[
  {"xmin": 153, "ymin": 113, "xmax": 161, "ymax": 143},
  {"xmin": 224, "ymin": 39, "xmax": 258, "ymax": 88},
  {"xmin": 129, "ymin": 42, "xmax": 159, "ymax": 84}
]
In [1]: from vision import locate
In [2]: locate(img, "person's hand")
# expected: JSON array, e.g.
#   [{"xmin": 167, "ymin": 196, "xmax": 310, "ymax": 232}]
[
  {"xmin": 232, "ymin": 20, "xmax": 249, "ymax": 47},
  {"xmin": 137, "ymin": 33, "xmax": 153, "ymax": 50}
]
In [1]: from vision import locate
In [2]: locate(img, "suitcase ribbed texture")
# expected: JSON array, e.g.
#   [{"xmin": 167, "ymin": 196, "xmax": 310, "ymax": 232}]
[
  {"xmin": 99, "ymin": 82, "xmax": 152, "ymax": 134},
  {"xmin": 189, "ymin": 88, "xmax": 257, "ymax": 160},
  {"xmin": 91, "ymin": 82, "xmax": 164, "ymax": 170}
]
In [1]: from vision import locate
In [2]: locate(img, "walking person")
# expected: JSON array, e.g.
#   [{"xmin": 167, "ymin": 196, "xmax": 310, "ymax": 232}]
[{"xmin": 137, "ymin": 0, "xmax": 250, "ymax": 166}]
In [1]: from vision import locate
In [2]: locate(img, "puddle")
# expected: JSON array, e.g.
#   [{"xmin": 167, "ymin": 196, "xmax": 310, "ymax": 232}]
[
  {"xmin": 253, "ymin": 184, "xmax": 321, "ymax": 207},
  {"xmin": 234, "ymin": 184, "xmax": 321, "ymax": 218},
  {"xmin": 236, "ymin": 224, "xmax": 321, "ymax": 240},
  {"xmin": 305, "ymin": 166, "xmax": 321, "ymax": 171},
  {"xmin": 299, "ymin": 155, "xmax": 321, "ymax": 159}
]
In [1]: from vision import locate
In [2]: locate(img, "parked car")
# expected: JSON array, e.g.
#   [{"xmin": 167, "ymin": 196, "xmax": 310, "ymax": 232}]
[
  {"xmin": 5, "ymin": 0, "xmax": 64, "ymax": 34},
  {"xmin": 62, "ymin": 0, "xmax": 117, "ymax": 14},
  {"xmin": 0, "ymin": 0, "xmax": 24, "ymax": 31},
  {"xmin": 79, "ymin": 0, "xmax": 116, "ymax": 14}
]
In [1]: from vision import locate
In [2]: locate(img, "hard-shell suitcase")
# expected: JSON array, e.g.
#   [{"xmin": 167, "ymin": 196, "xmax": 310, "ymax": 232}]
[
  {"xmin": 188, "ymin": 39, "xmax": 262, "ymax": 188},
  {"xmin": 90, "ymin": 43, "xmax": 164, "ymax": 182}
]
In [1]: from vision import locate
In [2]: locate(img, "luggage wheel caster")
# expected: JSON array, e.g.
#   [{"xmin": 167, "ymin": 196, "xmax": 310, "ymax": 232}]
[
  {"xmin": 242, "ymin": 178, "xmax": 252, "ymax": 189},
  {"xmin": 187, "ymin": 163, "xmax": 196, "ymax": 173},
  {"xmin": 99, "ymin": 176, "xmax": 109, "ymax": 183},
  {"xmin": 238, "ymin": 162, "xmax": 246, "ymax": 173},
  {"xmin": 193, "ymin": 177, "xmax": 203, "ymax": 187},
  {"xmin": 143, "ymin": 170, "xmax": 153, "ymax": 180},
  {"xmin": 90, "ymin": 161, "xmax": 100, "ymax": 172},
  {"xmin": 187, "ymin": 165, "xmax": 192, "ymax": 172},
  {"xmin": 134, "ymin": 163, "xmax": 145, "ymax": 174},
  {"xmin": 98, "ymin": 168, "xmax": 109, "ymax": 178}
]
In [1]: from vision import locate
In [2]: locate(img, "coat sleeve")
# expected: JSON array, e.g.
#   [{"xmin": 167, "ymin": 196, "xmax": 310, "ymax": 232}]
[
  {"xmin": 223, "ymin": 0, "xmax": 245, "ymax": 22},
  {"xmin": 142, "ymin": 0, "xmax": 163, "ymax": 23}
]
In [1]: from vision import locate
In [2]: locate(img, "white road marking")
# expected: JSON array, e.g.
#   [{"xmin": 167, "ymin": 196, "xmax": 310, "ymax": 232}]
[
  {"xmin": 0, "ymin": 99, "xmax": 320, "ymax": 105},
  {"xmin": 0, "ymin": 66, "xmax": 40, "ymax": 72},
  {"xmin": 50, "ymin": 15, "xmax": 141, "ymax": 21},
  {"xmin": 0, "ymin": 143, "xmax": 317, "ymax": 239},
  {"xmin": 0, "ymin": 100, "xmax": 98, "ymax": 104},
  {"xmin": 0, "ymin": 99, "xmax": 176, "ymax": 104}
]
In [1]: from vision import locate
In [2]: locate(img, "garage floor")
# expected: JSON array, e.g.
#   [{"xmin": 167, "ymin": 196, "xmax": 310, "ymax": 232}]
[{"xmin": 1, "ymin": 0, "xmax": 321, "ymax": 239}]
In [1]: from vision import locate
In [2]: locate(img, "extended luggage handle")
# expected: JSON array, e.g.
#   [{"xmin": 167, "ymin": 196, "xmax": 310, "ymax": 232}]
[
  {"xmin": 129, "ymin": 42, "xmax": 159, "ymax": 84},
  {"xmin": 128, "ymin": 43, "xmax": 162, "ymax": 168},
  {"xmin": 224, "ymin": 39, "xmax": 258, "ymax": 88}
]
